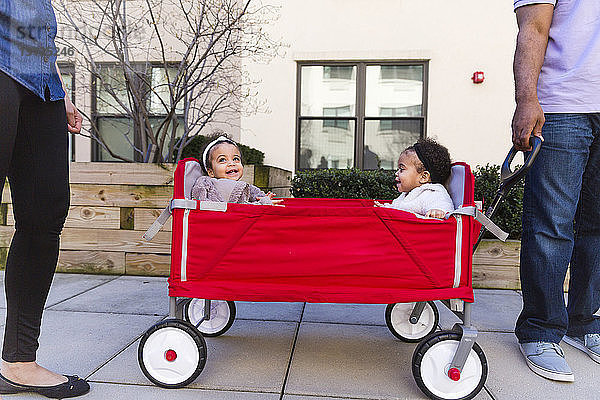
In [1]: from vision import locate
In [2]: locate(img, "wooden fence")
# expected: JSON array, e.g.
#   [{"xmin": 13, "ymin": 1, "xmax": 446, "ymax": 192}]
[{"xmin": 0, "ymin": 162, "xmax": 292, "ymax": 276}]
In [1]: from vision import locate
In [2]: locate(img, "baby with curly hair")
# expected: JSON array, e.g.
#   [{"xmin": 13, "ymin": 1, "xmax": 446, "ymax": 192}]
[{"xmin": 377, "ymin": 138, "xmax": 454, "ymax": 218}]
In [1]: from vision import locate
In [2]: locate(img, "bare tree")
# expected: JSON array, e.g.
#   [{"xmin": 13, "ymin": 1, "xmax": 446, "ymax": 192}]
[{"xmin": 55, "ymin": 0, "xmax": 281, "ymax": 162}]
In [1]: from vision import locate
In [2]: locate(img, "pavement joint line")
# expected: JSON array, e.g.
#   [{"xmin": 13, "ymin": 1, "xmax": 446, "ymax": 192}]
[
  {"xmin": 236, "ymin": 318, "xmax": 303, "ymax": 323},
  {"xmin": 479, "ymin": 329, "xmax": 515, "ymax": 334},
  {"xmin": 279, "ymin": 301, "xmax": 306, "ymax": 400},
  {"xmin": 295, "ymin": 320, "xmax": 386, "ymax": 328},
  {"xmin": 44, "ymin": 274, "xmax": 124, "ymax": 309},
  {"xmin": 45, "ymin": 309, "xmax": 169, "ymax": 317},
  {"xmin": 282, "ymin": 392, "xmax": 381, "ymax": 400},
  {"xmin": 483, "ymin": 385, "xmax": 497, "ymax": 400},
  {"xmin": 87, "ymin": 380, "xmax": 282, "ymax": 394},
  {"xmin": 85, "ymin": 314, "xmax": 165, "ymax": 380}
]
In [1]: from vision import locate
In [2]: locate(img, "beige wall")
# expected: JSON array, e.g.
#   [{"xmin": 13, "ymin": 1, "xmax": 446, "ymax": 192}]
[
  {"xmin": 241, "ymin": 0, "xmax": 519, "ymax": 171},
  {"xmin": 58, "ymin": 0, "xmax": 520, "ymax": 170}
]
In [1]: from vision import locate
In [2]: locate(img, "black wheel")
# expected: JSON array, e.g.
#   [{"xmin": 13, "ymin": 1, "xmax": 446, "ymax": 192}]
[
  {"xmin": 183, "ymin": 298, "xmax": 236, "ymax": 337},
  {"xmin": 175, "ymin": 298, "xmax": 188, "ymax": 319},
  {"xmin": 138, "ymin": 319, "xmax": 207, "ymax": 388},
  {"xmin": 412, "ymin": 331, "xmax": 488, "ymax": 400},
  {"xmin": 385, "ymin": 301, "xmax": 439, "ymax": 342}
]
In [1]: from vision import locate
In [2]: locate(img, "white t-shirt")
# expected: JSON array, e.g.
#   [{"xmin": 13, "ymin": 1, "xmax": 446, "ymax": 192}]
[
  {"xmin": 514, "ymin": 0, "xmax": 600, "ymax": 113},
  {"xmin": 385, "ymin": 183, "xmax": 455, "ymax": 217}
]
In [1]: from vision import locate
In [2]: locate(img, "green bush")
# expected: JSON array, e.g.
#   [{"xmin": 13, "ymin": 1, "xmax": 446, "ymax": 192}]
[
  {"xmin": 181, "ymin": 134, "xmax": 264, "ymax": 165},
  {"xmin": 473, "ymin": 164, "xmax": 524, "ymax": 240},
  {"xmin": 291, "ymin": 169, "xmax": 397, "ymax": 200},
  {"xmin": 291, "ymin": 164, "xmax": 524, "ymax": 239}
]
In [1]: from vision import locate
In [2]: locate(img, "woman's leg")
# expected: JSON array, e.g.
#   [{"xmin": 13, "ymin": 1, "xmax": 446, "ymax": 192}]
[
  {"xmin": 2, "ymin": 94, "xmax": 69, "ymax": 363},
  {"xmin": 0, "ymin": 70, "xmax": 22, "ymax": 192},
  {"xmin": 0, "ymin": 72, "xmax": 70, "ymax": 385}
]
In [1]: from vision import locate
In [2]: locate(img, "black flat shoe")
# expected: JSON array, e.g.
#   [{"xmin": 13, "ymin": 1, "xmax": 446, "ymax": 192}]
[{"xmin": 0, "ymin": 373, "xmax": 90, "ymax": 398}]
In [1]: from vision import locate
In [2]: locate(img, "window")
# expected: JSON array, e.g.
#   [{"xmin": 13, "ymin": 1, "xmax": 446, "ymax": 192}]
[
  {"xmin": 58, "ymin": 64, "xmax": 75, "ymax": 161},
  {"xmin": 322, "ymin": 106, "xmax": 351, "ymax": 130},
  {"xmin": 297, "ymin": 62, "xmax": 427, "ymax": 170},
  {"xmin": 93, "ymin": 63, "xmax": 185, "ymax": 162},
  {"xmin": 323, "ymin": 66, "xmax": 355, "ymax": 80}
]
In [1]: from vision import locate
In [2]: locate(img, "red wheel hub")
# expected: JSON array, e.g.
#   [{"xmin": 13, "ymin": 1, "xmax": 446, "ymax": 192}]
[
  {"xmin": 165, "ymin": 349, "xmax": 177, "ymax": 362},
  {"xmin": 448, "ymin": 367, "xmax": 461, "ymax": 381}
]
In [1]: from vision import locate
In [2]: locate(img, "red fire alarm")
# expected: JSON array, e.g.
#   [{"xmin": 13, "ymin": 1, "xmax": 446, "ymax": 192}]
[{"xmin": 472, "ymin": 71, "xmax": 484, "ymax": 84}]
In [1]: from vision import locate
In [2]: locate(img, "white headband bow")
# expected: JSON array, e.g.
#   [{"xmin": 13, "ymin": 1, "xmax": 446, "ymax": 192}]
[{"xmin": 202, "ymin": 136, "xmax": 237, "ymax": 171}]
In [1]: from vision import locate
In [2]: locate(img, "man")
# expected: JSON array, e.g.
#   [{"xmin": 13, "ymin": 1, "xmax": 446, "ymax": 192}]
[{"xmin": 512, "ymin": 0, "xmax": 600, "ymax": 382}]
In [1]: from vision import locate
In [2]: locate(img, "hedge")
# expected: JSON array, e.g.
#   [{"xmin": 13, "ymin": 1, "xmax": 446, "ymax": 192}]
[
  {"xmin": 473, "ymin": 164, "xmax": 524, "ymax": 240},
  {"xmin": 291, "ymin": 165, "xmax": 524, "ymax": 239},
  {"xmin": 181, "ymin": 134, "xmax": 265, "ymax": 166}
]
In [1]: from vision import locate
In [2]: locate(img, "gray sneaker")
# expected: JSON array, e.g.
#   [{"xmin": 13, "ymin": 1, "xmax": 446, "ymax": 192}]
[
  {"xmin": 519, "ymin": 342, "xmax": 574, "ymax": 382},
  {"xmin": 563, "ymin": 334, "xmax": 600, "ymax": 363}
]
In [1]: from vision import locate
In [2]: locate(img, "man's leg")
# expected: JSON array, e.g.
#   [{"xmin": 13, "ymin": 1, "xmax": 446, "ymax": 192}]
[
  {"xmin": 515, "ymin": 113, "xmax": 595, "ymax": 381},
  {"xmin": 562, "ymin": 114, "xmax": 600, "ymax": 362},
  {"xmin": 516, "ymin": 113, "xmax": 595, "ymax": 344}
]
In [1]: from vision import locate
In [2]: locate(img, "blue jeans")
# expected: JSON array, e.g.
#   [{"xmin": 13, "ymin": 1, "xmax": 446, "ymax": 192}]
[{"xmin": 515, "ymin": 113, "xmax": 600, "ymax": 344}]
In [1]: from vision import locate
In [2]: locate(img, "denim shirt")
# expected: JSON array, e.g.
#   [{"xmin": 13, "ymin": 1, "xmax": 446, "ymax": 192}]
[{"xmin": 0, "ymin": 0, "xmax": 65, "ymax": 101}]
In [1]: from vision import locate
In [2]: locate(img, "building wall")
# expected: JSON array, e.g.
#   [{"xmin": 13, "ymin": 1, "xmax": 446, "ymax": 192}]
[
  {"xmin": 57, "ymin": 0, "xmax": 520, "ymax": 170},
  {"xmin": 240, "ymin": 0, "xmax": 519, "ymax": 171}
]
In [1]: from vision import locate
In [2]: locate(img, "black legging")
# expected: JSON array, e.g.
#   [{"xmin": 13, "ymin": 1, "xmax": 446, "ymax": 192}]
[{"xmin": 0, "ymin": 70, "xmax": 69, "ymax": 362}]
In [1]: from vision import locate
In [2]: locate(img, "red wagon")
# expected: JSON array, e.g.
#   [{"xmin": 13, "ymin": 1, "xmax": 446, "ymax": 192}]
[{"xmin": 138, "ymin": 139, "xmax": 540, "ymax": 400}]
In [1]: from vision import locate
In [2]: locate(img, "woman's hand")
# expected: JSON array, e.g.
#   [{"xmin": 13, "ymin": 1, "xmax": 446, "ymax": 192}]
[{"xmin": 65, "ymin": 96, "xmax": 82, "ymax": 134}]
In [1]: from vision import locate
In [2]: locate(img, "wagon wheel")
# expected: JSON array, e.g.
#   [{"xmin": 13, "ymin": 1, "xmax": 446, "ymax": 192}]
[
  {"xmin": 385, "ymin": 301, "xmax": 439, "ymax": 342},
  {"xmin": 412, "ymin": 331, "xmax": 487, "ymax": 400},
  {"xmin": 183, "ymin": 298, "xmax": 236, "ymax": 337},
  {"xmin": 138, "ymin": 319, "xmax": 207, "ymax": 388}
]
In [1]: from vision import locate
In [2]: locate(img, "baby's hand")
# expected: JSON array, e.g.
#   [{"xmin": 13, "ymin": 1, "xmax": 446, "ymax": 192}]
[
  {"xmin": 373, "ymin": 201, "xmax": 384, "ymax": 207},
  {"xmin": 259, "ymin": 192, "xmax": 284, "ymax": 206},
  {"xmin": 425, "ymin": 209, "xmax": 446, "ymax": 219},
  {"xmin": 267, "ymin": 191, "xmax": 285, "ymax": 205}
]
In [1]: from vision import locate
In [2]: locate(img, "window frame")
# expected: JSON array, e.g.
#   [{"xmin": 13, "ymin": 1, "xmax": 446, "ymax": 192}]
[
  {"xmin": 91, "ymin": 62, "xmax": 185, "ymax": 162},
  {"xmin": 58, "ymin": 63, "xmax": 76, "ymax": 161},
  {"xmin": 295, "ymin": 60, "xmax": 429, "ymax": 170}
]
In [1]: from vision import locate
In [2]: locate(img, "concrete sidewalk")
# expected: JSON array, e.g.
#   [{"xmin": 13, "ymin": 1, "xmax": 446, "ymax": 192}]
[{"xmin": 0, "ymin": 272, "xmax": 599, "ymax": 400}]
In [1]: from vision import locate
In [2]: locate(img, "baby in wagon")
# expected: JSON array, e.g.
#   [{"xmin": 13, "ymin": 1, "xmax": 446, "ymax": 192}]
[
  {"xmin": 191, "ymin": 135, "xmax": 276, "ymax": 205},
  {"xmin": 376, "ymin": 138, "xmax": 454, "ymax": 218}
]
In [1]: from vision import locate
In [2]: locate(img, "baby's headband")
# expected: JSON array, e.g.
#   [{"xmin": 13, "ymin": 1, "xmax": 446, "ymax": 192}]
[
  {"xmin": 202, "ymin": 136, "xmax": 238, "ymax": 171},
  {"xmin": 412, "ymin": 142, "xmax": 441, "ymax": 184}
]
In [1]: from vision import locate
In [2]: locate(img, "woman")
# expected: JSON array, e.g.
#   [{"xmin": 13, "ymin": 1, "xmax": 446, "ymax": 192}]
[{"xmin": 0, "ymin": 0, "xmax": 89, "ymax": 397}]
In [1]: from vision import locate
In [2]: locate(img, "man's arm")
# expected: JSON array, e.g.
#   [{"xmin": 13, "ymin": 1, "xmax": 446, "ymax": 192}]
[{"xmin": 512, "ymin": 4, "xmax": 554, "ymax": 151}]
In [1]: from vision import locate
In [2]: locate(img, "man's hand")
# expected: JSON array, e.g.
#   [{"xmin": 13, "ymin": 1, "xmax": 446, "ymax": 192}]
[
  {"xmin": 512, "ymin": 4, "xmax": 553, "ymax": 151},
  {"xmin": 65, "ymin": 96, "xmax": 82, "ymax": 134},
  {"xmin": 512, "ymin": 98, "xmax": 544, "ymax": 151}
]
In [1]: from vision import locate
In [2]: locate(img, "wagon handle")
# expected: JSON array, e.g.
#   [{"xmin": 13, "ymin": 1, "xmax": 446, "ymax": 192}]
[
  {"xmin": 500, "ymin": 136, "xmax": 543, "ymax": 191},
  {"xmin": 472, "ymin": 135, "xmax": 542, "ymax": 253}
]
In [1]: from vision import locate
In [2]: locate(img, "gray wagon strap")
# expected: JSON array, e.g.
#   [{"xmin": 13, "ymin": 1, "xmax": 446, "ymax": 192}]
[
  {"xmin": 142, "ymin": 199, "xmax": 196, "ymax": 241},
  {"xmin": 142, "ymin": 199, "xmax": 228, "ymax": 241},
  {"xmin": 142, "ymin": 206, "xmax": 172, "ymax": 241},
  {"xmin": 449, "ymin": 206, "xmax": 509, "ymax": 242}
]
